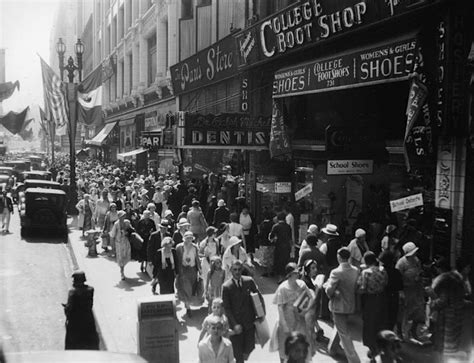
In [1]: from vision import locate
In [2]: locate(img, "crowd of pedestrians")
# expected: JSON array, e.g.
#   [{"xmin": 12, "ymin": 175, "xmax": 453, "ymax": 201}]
[{"xmin": 48, "ymin": 157, "xmax": 474, "ymax": 363}]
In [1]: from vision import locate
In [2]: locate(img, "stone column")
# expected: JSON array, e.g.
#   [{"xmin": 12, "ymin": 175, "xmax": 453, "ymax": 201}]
[
  {"xmin": 124, "ymin": 50, "xmax": 131, "ymax": 95},
  {"xmin": 117, "ymin": 55, "xmax": 123, "ymax": 99},
  {"xmin": 139, "ymin": 35, "xmax": 148, "ymax": 88},
  {"xmin": 132, "ymin": 41, "xmax": 140, "ymax": 90},
  {"xmin": 156, "ymin": 19, "xmax": 167, "ymax": 80},
  {"xmin": 167, "ymin": 0, "xmax": 178, "ymax": 66}
]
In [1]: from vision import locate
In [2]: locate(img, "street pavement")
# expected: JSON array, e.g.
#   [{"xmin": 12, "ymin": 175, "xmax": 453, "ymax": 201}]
[
  {"xmin": 67, "ymin": 218, "xmax": 438, "ymax": 363},
  {"xmin": 0, "ymin": 211, "xmax": 72, "ymax": 353}
]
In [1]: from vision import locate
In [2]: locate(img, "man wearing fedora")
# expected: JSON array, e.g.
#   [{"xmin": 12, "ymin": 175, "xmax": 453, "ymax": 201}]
[
  {"xmin": 320, "ymin": 224, "xmax": 343, "ymax": 272},
  {"xmin": 396, "ymin": 241, "xmax": 425, "ymax": 342},
  {"xmin": 148, "ymin": 219, "xmax": 172, "ymax": 273},
  {"xmin": 173, "ymin": 217, "xmax": 190, "ymax": 246}
]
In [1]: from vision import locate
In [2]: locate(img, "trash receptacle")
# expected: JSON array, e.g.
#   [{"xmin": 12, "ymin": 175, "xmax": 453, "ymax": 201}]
[{"xmin": 137, "ymin": 295, "xmax": 179, "ymax": 363}]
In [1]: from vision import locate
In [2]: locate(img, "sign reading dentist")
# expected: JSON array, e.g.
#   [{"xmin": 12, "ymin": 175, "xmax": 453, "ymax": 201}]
[{"xmin": 170, "ymin": 35, "xmax": 237, "ymax": 95}]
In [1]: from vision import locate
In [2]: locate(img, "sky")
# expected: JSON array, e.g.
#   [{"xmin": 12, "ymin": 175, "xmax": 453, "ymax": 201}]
[{"xmin": 0, "ymin": 0, "xmax": 60, "ymax": 113}]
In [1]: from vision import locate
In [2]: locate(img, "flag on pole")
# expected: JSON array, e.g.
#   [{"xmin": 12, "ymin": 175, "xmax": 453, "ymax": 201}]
[
  {"xmin": 39, "ymin": 56, "xmax": 68, "ymax": 129},
  {"xmin": 0, "ymin": 81, "xmax": 20, "ymax": 102},
  {"xmin": 0, "ymin": 106, "xmax": 30, "ymax": 134},
  {"xmin": 78, "ymin": 56, "xmax": 116, "ymax": 125}
]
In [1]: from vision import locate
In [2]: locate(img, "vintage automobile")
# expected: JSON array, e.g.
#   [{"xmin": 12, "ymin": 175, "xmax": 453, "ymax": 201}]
[
  {"xmin": 20, "ymin": 187, "xmax": 67, "ymax": 236},
  {"xmin": 14, "ymin": 179, "xmax": 62, "ymax": 206},
  {"xmin": 0, "ymin": 166, "xmax": 14, "ymax": 177},
  {"xmin": 22, "ymin": 170, "xmax": 52, "ymax": 181},
  {"xmin": 1, "ymin": 160, "xmax": 30, "ymax": 182}
]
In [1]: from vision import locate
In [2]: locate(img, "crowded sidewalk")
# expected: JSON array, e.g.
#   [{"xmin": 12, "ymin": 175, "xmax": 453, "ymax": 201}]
[{"xmin": 67, "ymin": 217, "xmax": 437, "ymax": 363}]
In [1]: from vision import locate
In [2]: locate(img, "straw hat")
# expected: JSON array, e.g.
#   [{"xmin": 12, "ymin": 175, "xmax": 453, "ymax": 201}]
[
  {"xmin": 229, "ymin": 236, "xmax": 242, "ymax": 248},
  {"xmin": 217, "ymin": 199, "xmax": 226, "ymax": 207},
  {"xmin": 321, "ymin": 224, "xmax": 339, "ymax": 236},
  {"xmin": 402, "ymin": 242, "xmax": 419, "ymax": 256},
  {"xmin": 307, "ymin": 224, "xmax": 318, "ymax": 234},
  {"xmin": 183, "ymin": 231, "xmax": 194, "ymax": 239},
  {"xmin": 178, "ymin": 218, "xmax": 190, "ymax": 227},
  {"xmin": 355, "ymin": 228, "xmax": 366, "ymax": 238}
]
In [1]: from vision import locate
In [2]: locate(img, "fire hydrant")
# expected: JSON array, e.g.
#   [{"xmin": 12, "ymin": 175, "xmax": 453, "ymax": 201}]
[{"xmin": 85, "ymin": 229, "xmax": 101, "ymax": 257}]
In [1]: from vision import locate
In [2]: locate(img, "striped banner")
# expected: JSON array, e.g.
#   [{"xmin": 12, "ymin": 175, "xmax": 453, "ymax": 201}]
[{"xmin": 39, "ymin": 56, "xmax": 68, "ymax": 128}]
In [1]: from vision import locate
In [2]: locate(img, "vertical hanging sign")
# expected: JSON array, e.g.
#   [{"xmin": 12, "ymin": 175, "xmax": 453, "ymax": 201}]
[
  {"xmin": 240, "ymin": 73, "xmax": 249, "ymax": 113},
  {"xmin": 269, "ymin": 100, "xmax": 292, "ymax": 159}
]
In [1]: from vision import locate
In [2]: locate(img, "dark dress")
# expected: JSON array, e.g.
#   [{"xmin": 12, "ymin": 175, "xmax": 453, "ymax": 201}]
[
  {"xmin": 269, "ymin": 221, "xmax": 292, "ymax": 275},
  {"xmin": 381, "ymin": 265, "xmax": 403, "ymax": 330},
  {"xmin": 148, "ymin": 231, "xmax": 171, "ymax": 267},
  {"xmin": 63, "ymin": 284, "xmax": 99, "ymax": 350},
  {"xmin": 136, "ymin": 218, "xmax": 157, "ymax": 262},
  {"xmin": 213, "ymin": 206, "xmax": 230, "ymax": 226},
  {"xmin": 153, "ymin": 248, "xmax": 179, "ymax": 294}
]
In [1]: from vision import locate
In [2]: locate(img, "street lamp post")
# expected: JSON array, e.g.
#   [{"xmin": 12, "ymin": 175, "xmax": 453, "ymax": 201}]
[{"xmin": 56, "ymin": 38, "xmax": 84, "ymax": 215}]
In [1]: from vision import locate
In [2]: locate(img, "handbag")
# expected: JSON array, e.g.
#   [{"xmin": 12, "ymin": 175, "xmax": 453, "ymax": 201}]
[
  {"xmin": 254, "ymin": 318, "xmax": 270, "ymax": 347},
  {"xmin": 129, "ymin": 232, "xmax": 143, "ymax": 250},
  {"xmin": 293, "ymin": 289, "xmax": 313, "ymax": 314}
]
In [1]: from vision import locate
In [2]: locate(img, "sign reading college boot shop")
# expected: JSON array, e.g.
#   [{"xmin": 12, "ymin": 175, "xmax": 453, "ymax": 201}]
[
  {"xmin": 236, "ymin": 0, "xmax": 431, "ymax": 67},
  {"xmin": 170, "ymin": 35, "xmax": 237, "ymax": 95},
  {"xmin": 273, "ymin": 35, "xmax": 417, "ymax": 97},
  {"xmin": 184, "ymin": 113, "xmax": 271, "ymax": 148}
]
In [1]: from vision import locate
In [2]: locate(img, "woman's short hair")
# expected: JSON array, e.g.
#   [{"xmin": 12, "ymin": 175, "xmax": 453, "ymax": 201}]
[
  {"xmin": 306, "ymin": 234, "xmax": 318, "ymax": 247},
  {"xmin": 364, "ymin": 251, "xmax": 377, "ymax": 266},
  {"xmin": 284, "ymin": 332, "xmax": 309, "ymax": 356}
]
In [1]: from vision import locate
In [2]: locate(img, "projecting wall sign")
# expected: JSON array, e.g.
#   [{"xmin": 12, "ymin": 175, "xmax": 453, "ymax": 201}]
[{"xmin": 327, "ymin": 160, "xmax": 373, "ymax": 175}]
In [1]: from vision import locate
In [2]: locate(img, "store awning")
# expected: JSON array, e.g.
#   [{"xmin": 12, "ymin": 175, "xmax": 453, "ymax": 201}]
[
  {"xmin": 117, "ymin": 148, "xmax": 147, "ymax": 161},
  {"xmin": 85, "ymin": 122, "xmax": 117, "ymax": 147}
]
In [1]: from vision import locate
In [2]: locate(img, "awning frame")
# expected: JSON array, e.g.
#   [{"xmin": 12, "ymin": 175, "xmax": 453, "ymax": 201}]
[
  {"xmin": 85, "ymin": 122, "xmax": 117, "ymax": 147},
  {"xmin": 117, "ymin": 148, "xmax": 147, "ymax": 161}
]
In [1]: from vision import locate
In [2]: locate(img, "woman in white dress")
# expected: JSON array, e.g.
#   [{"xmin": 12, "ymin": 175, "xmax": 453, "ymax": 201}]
[
  {"xmin": 222, "ymin": 236, "xmax": 253, "ymax": 281},
  {"xmin": 110, "ymin": 211, "xmax": 132, "ymax": 280}
]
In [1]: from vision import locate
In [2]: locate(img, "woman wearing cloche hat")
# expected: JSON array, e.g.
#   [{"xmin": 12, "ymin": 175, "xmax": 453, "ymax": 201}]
[{"xmin": 63, "ymin": 271, "xmax": 99, "ymax": 350}]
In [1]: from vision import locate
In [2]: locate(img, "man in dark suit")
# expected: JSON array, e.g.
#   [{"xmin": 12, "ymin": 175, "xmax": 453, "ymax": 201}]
[
  {"xmin": 213, "ymin": 199, "xmax": 230, "ymax": 226},
  {"xmin": 222, "ymin": 260, "xmax": 265, "ymax": 363},
  {"xmin": 0, "ymin": 186, "xmax": 14, "ymax": 233}
]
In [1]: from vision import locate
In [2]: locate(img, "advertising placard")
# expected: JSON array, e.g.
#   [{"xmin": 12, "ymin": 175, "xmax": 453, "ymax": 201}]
[
  {"xmin": 170, "ymin": 35, "xmax": 237, "ymax": 95},
  {"xmin": 235, "ymin": 0, "xmax": 429, "ymax": 67},
  {"xmin": 275, "ymin": 182, "xmax": 291, "ymax": 193},
  {"xmin": 389, "ymin": 193, "xmax": 424, "ymax": 212},
  {"xmin": 184, "ymin": 113, "xmax": 271, "ymax": 148},
  {"xmin": 273, "ymin": 35, "xmax": 417, "ymax": 97},
  {"xmin": 295, "ymin": 183, "xmax": 313, "ymax": 201},
  {"xmin": 327, "ymin": 160, "xmax": 373, "ymax": 175}
]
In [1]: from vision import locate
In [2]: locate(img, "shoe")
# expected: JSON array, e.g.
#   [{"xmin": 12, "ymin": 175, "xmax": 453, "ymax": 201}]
[{"xmin": 316, "ymin": 329, "xmax": 326, "ymax": 342}]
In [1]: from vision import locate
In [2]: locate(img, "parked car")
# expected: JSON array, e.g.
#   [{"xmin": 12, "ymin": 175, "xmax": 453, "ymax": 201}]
[
  {"xmin": 14, "ymin": 179, "xmax": 62, "ymax": 206},
  {"xmin": 22, "ymin": 170, "xmax": 52, "ymax": 181},
  {"xmin": 2, "ymin": 160, "xmax": 30, "ymax": 182},
  {"xmin": 20, "ymin": 187, "xmax": 67, "ymax": 236}
]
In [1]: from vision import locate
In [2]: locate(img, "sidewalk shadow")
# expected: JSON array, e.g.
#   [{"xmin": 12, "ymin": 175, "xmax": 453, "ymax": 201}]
[
  {"xmin": 114, "ymin": 277, "xmax": 147, "ymax": 291},
  {"xmin": 177, "ymin": 306, "xmax": 208, "ymax": 341}
]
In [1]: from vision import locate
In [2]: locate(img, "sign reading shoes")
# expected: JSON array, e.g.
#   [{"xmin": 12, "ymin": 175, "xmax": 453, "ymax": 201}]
[{"xmin": 327, "ymin": 160, "xmax": 373, "ymax": 175}]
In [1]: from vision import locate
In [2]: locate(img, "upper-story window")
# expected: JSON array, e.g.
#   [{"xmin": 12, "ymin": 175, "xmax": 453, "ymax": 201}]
[
  {"xmin": 148, "ymin": 34, "xmax": 157, "ymax": 86},
  {"xmin": 181, "ymin": 0, "xmax": 193, "ymax": 18}
]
